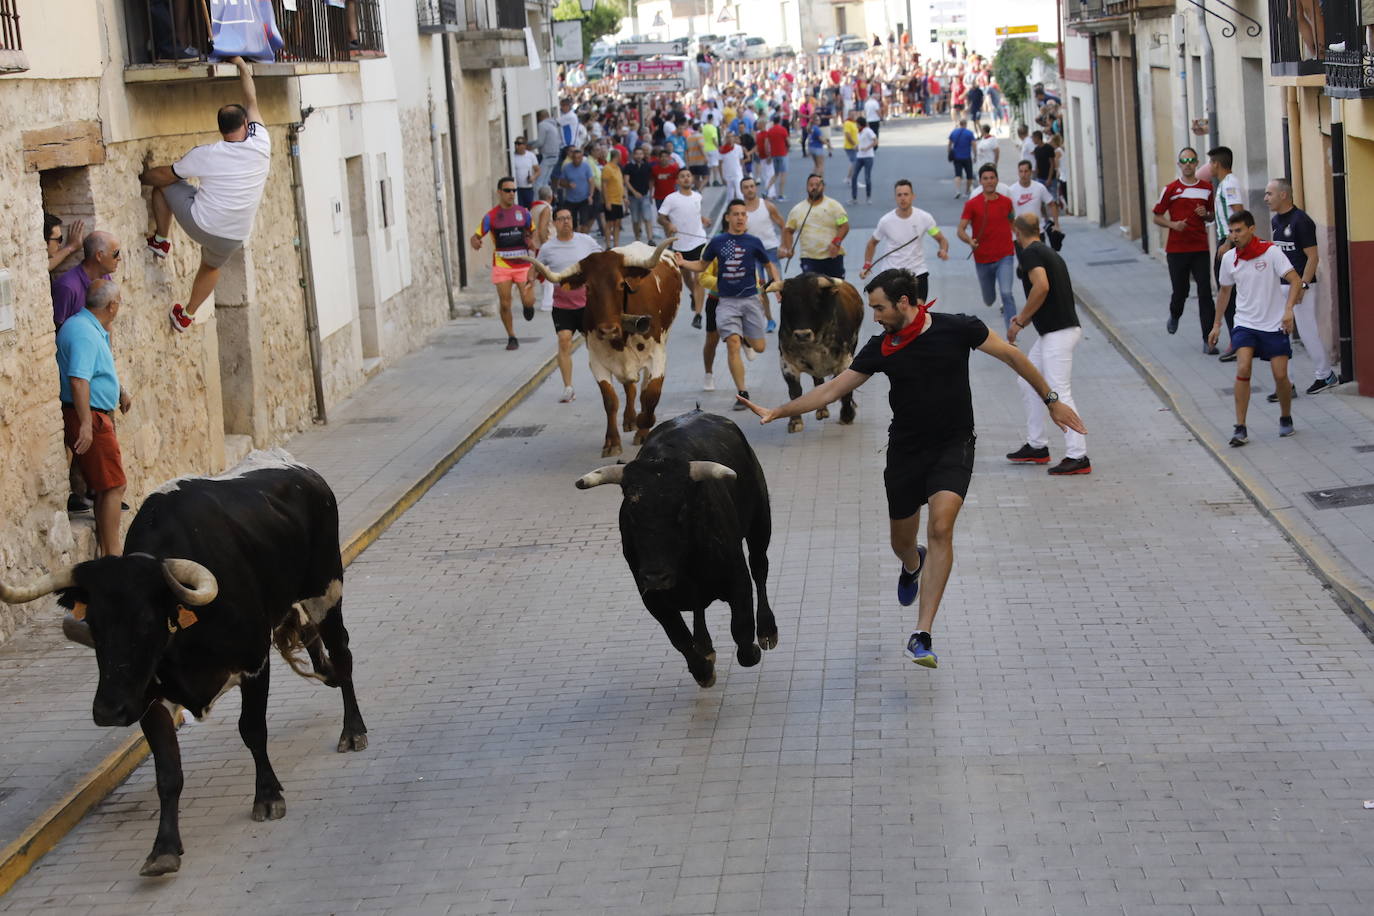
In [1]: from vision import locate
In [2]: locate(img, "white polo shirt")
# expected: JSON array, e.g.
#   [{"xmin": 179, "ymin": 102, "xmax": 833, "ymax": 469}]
[
  {"xmin": 1218, "ymin": 243, "xmax": 1295, "ymax": 332},
  {"xmin": 1006, "ymin": 180, "xmax": 1056, "ymax": 218},
  {"xmin": 657, "ymin": 190, "xmax": 705, "ymax": 252},
  {"xmin": 173, "ymin": 123, "xmax": 272, "ymax": 241}
]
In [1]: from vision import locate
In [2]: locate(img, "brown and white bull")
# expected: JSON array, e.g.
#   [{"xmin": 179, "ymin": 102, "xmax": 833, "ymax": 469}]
[
  {"xmin": 767, "ymin": 272, "xmax": 865, "ymax": 433},
  {"xmin": 523, "ymin": 239, "xmax": 682, "ymax": 457}
]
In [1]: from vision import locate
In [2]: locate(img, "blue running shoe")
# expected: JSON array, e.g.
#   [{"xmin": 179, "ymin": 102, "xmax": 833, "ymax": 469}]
[
  {"xmin": 896, "ymin": 545, "xmax": 927, "ymax": 607},
  {"xmin": 904, "ymin": 631, "xmax": 938, "ymax": 668},
  {"xmin": 766, "ymin": 319, "xmax": 777, "ymax": 333}
]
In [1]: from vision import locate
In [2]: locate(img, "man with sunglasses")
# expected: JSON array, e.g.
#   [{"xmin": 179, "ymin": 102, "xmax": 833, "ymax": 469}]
[
  {"xmin": 1152, "ymin": 147, "xmax": 1216, "ymax": 350},
  {"xmin": 470, "ymin": 178, "xmax": 536, "ymax": 351},
  {"xmin": 51, "ymin": 232, "xmax": 121, "ymax": 330}
]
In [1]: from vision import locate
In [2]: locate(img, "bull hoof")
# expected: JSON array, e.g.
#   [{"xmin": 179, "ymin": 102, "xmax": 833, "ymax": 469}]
[
  {"xmin": 601, "ymin": 444, "xmax": 622, "ymax": 458},
  {"xmin": 251, "ymin": 798, "xmax": 287, "ymax": 822},
  {"xmin": 337, "ymin": 729, "xmax": 368, "ymax": 752},
  {"xmin": 139, "ymin": 853, "xmax": 181, "ymax": 877},
  {"xmin": 622, "ymin": 418, "xmax": 636, "ymax": 433},
  {"xmin": 737, "ymin": 644, "xmax": 762, "ymax": 667},
  {"xmin": 838, "ymin": 411, "xmax": 855, "ymax": 425},
  {"xmin": 694, "ymin": 669, "xmax": 717, "ymax": 688},
  {"xmin": 633, "ymin": 428, "xmax": 649, "ymax": 445},
  {"xmin": 816, "ymin": 407, "xmax": 830, "ymax": 420},
  {"xmin": 787, "ymin": 417, "xmax": 803, "ymax": 434},
  {"xmin": 758, "ymin": 631, "xmax": 778, "ymax": 651}
]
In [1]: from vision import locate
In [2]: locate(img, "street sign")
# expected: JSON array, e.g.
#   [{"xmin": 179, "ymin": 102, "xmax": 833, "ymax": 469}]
[
  {"xmin": 935, "ymin": 26, "xmax": 967, "ymax": 41},
  {"xmin": 994, "ymin": 24, "xmax": 1039, "ymax": 46},
  {"xmin": 616, "ymin": 59, "xmax": 686, "ymax": 77},
  {"xmin": 616, "ymin": 41, "xmax": 685, "ymax": 58},
  {"xmin": 620, "ymin": 78, "xmax": 686, "ymax": 93}
]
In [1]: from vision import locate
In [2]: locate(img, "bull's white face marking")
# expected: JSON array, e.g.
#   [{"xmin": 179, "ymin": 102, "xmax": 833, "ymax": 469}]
[
  {"xmin": 153, "ymin": 448, "xmax": 306, "ymax": 495},
  {"xmin": 588, "ymin": 336, "xmax": 665, "ymax": 386},
  {"xmin": 297, "ymin": 579, "xmax": 342, "ymax": 626},
  {"xmin": 612, "ymin": 241, "xmax": 672, "ymax": 265}
]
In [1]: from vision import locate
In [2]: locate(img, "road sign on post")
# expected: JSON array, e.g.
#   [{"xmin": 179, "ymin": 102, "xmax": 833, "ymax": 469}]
[
  {"xmin": 620, "ymin": 78, "xmax": 686, "ymax": 93},
  {"xmin": 616, "ymin": 59, "xmax": 686, "ymax": 77}
]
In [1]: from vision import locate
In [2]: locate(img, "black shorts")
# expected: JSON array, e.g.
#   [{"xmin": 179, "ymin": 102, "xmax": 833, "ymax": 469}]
[
  {"xmin": 952, "ymin": 158, "xmax": 973, "ymax": 179},
  {"xmin": 604, "ymin": 203, "xmax": 625, "ymax": 221},
  {"xmin": 564, "ymin": 198, "xmax": 595, "ymax": 225},
  {"xmin": 690, "ymin": 165, "xmax": 709, "ymax": 177},
  {"xmin": 883, "ymin": 435, "xmax": 975, "ymax": 519},
  {"xmin": 705, "ymin": 294, "xmax": 718, "ymax": 332},
  {"xmin": 680, "ymin": 244, "xmax": 705, "ymax": 262},
  {"xmin": 552, "ymin": 306, "xmax": 585, "ymax": 334}
]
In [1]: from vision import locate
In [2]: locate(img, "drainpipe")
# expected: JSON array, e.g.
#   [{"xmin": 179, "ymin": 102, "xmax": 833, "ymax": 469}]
[
  {"xmin": 287, "ymin": 112, "xmax": 327, "ymax": 424},
  {"xmin": 1174, "ymin": 13, "xmax": 1188, "ymax": 153},
  {"xmin": 1130, "ymin": 32, "xmax": 1148, "ymax": 253},
  {"xmin": 1331, "ymin": 96, "xmax": 1354, "ymax": 382},
  {"xmin": 1091, "ymin": 34, "xmax": 1106, "ymax": 227},
  {"xmin": 443, "ymin": 34, "xmax": 469, "ymax": 288},
  {"xmin": 429, "ymin": 90, "xmax": 458, "ymax": 319},
  {"xmin": 1198, "ymin": 0, "xmax": 1217, "ymax": 150},
  {"xmin": 1285, "ymin": 87, "xmax": 1303, "ymax": 204}
]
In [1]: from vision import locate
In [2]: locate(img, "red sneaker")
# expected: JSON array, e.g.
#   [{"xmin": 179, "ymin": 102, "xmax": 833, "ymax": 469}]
[
  {"xmin": 169, "ymin": 304, "xmax": 193, "ymax": 332},
  {"xmin": 147, "ymin": 236, "xmax": 171, "ymax": 259}
]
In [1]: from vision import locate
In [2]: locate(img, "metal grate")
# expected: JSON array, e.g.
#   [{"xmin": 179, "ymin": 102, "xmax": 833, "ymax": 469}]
[
  {"xmin": 1304, "ymin": 484, "xmax": 1374, "ymax": 510},
  {"xmin": 489, "ymin": 425, "xmax": 545, "ymax": 439},
  {"xmin": 346, "ymin": 416, "xmax": 398, "ymax": 425},
  {"xmin": 0, "ymin": 0, "xmax": 20, "ymax": 51},
  {"xmin": 1354, "ymin": 445, "xmax": 1374, "ymax": 453}
]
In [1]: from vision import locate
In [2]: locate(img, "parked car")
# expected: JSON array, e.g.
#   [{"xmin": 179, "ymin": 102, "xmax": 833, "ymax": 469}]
[
  {"xmin": 838, "ymin": 37, "xmax": 869, "ymax": 55},
  {"xmin": 695, "ymin": 33, "xmax": 723, "ymax": 54},
  {"xmin": 819, "ymin": 33, "xmax": 860, "ymax": 56},
  {"xmin": 740, "ymin": 37, "xmax": 770, "ymax": 59},
  {"xmin": 772, "ymin": 44, "xmax": 797, "ymax": 58}
]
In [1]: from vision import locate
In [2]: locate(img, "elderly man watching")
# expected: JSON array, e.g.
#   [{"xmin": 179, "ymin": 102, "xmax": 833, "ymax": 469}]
[
  {"xmin": 51, "ymin": 231, "xmax": 120, "ymax": 329},
  {"xmin": 56, "ymin": 278, "xmax": 131, "ymax": 558}
]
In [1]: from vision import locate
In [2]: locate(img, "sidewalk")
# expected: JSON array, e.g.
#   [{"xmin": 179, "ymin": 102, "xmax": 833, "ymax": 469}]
[
  {"xmin": 0, "ymin": 309, "xmax": 564, "ymax": 892},
  {"xmin": 1059, "ymin": 215, "xmax": 1374, "ymax": 626}
]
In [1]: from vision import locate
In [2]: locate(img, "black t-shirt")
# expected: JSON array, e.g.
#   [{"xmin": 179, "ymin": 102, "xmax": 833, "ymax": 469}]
[
  {"xmin": 966, "ymin": 86, "xmax": 984, "ymax": 110},
  {"xmin": 849, "ymin": 313, "xmax": 990, "ymax": 450},
  {"xmin": 624, "ymin": 160, "xmax": 654, "ymax": 195},
  {"xmin": 1015, "ymin": 241, "xmax": 1079, "ymax": 335},
  {"xmin": 1033, "ymin": 143, "xmax": 1055, "ymax": 181},
  {"xmin": 1271, "ymin": 206, "xmax": 1319, "ymax": 284}
]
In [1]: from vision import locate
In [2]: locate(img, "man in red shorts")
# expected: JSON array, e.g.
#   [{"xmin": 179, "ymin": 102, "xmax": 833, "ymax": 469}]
[
  {"xmin": 470, "ymin": 177, "xmax": 536, "ymax": 350},
  {"xmin": 56, "ymin": 278, "xmax": 131, "ymax": 557}
]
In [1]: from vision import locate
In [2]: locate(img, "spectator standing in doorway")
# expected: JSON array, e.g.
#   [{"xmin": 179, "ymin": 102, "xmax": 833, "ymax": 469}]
[
  {"xmin": 52, "ymin": 232, "xmax": 120, "ymax": 330},
  {"xmin": 1209, "ymin": 146, "xmax": 1245, "ymax": 361},
  {"xmin": 511, "ymin": 137, "xmax": 540, "ymax": 209},
  {"xmin": 1152, "ymin": 147, "xmax": 1216, "ymax": 350},
  {"xmin": 45, "ymin": 214, "xmax": 85, "ymax": 274},
  {"xmin": 1265, "ymin": 177, "xmax": 1336, "ymax": 396}
]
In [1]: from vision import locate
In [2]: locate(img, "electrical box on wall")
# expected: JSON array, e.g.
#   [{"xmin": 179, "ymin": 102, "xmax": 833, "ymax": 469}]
[{"xmin": 0, "ymin": 269, "xmax": 14, "ymax": 333}]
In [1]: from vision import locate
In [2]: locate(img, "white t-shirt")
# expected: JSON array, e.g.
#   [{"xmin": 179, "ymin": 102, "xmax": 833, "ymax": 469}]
[
  {"xmin": 872, "ymin": 207, "xmax": 938, "ymax": 275},
  {"xmin": 537, "ymin": 232, "xmax": 602, "ymax": 308},
  {"xmin": 856, "ymin": 127, "xmax": 877, "ymax": 159},
  {"xmin": 719, "ymin": 145, "xmax": 744, "ymax": 178},
  {"xmin": 1019, "ymin": 136, "xmax": 1035, "ymax": 161},
  {"xmin": 974, "ymin": 136, "xmax": 999, "ymax": 169},
  {"xmin": 1218, "ymin": 244, "xmax": 1295, "ymax": 332},
  {"xmin": 557, "ymin": 110, "xmax": 579, "ymax": 145},
  {"xmin": 512, "ymin": 150, "xmax": 540, "ymax": 188},
  {"xmin": 1007, "ymin": 180, "xmax": 1055, "ymax": 218},
  {"xmin": 662, "ymin": 119, "xmax": 678, "ymax": 137},
  {"xmin": 657, "ymin": 191, "xmax": 705, "ymax": 252},
  {"xmin": 863, "ymin": 96, "xmax": 881, "ymax": 123},
  {"xmin": 173, "ymin": 123, "xmax": 272, "ymax": 241},
  {"xmin": 1215, "ymin": 172, "xmax": 1244, "ymax": 242}
]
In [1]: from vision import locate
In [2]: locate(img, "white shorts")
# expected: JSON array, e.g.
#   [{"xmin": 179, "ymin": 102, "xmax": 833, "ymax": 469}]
[{"xmin": 706, "ymin": 149, "xmax": 720, "ymax": 167}]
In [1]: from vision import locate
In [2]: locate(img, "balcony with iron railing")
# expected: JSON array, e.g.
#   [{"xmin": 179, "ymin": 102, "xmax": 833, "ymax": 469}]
[
  {"xmin": 1322, "ymin": 0, "xmax": 1374, "ymax": 97},
  {"xmin": 124, "ymin": 0, "xmax": 384, "ymax": 82},
  {"xmin": 0, "ymin": 0, "xmax": 26, "ymax": 72},
  {"xmin": 419, "ymin": 0, "xmax": 529, "ymax": 69},
  {"xmin": 1066, "ymin": 0, "xmax": 1175, "ymax": 33}
]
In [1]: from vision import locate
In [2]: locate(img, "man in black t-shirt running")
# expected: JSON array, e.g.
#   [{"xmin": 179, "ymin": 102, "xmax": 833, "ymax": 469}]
[
  {"xmin": 739, "ymin": 268, "xmax": 1084, "ymax": 669},
  {"xmin": 1006, "ymin": 213, "xmax": 1091, "ymax": 475}
]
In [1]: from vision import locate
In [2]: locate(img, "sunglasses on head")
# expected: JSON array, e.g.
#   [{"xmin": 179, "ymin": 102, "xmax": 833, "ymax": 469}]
[{"xmin": 49, "ymin": 234, "xmax": 63, "ymax": 244}]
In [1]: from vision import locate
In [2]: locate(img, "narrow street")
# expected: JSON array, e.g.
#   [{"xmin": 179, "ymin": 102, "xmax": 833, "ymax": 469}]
[{"xmin": 7, "ymin": 120, "xmax": 1374, "ymax": 916}]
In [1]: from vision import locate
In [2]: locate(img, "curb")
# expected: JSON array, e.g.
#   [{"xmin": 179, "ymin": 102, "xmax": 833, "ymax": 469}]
[
  {"xmin": 0, "ymin": 345, "xmax": 566, "ymax": 896},
  {"xmin": 1073, "ymin": 288, "xmax": 1374, "ymax": 632}
]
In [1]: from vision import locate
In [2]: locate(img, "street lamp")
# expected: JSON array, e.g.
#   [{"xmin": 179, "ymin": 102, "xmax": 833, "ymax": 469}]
[{"xmin": 580, "ymin": 0, "xmax": 596, "ymax": 12}]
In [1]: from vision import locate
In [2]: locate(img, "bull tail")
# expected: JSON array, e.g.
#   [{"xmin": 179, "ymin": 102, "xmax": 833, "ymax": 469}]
[{"xmin": 273, "ymin": 609, "xmax": 331, "ymax": 684}]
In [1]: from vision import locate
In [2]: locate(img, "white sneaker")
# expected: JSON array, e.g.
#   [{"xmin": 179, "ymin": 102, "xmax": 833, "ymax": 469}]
[
  {"xmin": 744, "ymin": 346, "xmax": 759, "ymax": 362},
  {"xmin": 703, "ymin": 373, "xmax": 716, "ymax": 391},
  {"xmin": 559, "ymin": 386, "xmax": 575, "ymax": 403}
]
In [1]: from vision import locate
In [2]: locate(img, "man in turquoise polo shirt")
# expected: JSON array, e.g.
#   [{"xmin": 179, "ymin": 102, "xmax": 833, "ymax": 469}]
[{"xmin": 56, "ymin": 278, "xmax": 131, "ymax": 557}]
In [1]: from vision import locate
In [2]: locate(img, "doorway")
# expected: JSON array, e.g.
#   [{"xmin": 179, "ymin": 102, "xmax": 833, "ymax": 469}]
[{"xmin": 346, "ymin": 155, "xmax": 379, "ymax": 360}]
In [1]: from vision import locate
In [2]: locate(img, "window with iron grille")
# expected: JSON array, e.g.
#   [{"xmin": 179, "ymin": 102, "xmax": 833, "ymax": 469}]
[
  {"xmin": 495, "ymin": 0, "xmax": 526, "ymax": 29},
  {"xmin": 0, "ymin": 0, "xmax": 22, "ymax": 52}
]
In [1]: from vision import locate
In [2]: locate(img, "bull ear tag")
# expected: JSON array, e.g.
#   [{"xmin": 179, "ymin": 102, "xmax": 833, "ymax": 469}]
[
  {"xmin": 71, "ymin": 601, "xmax": 87, "ymax": 622},
  {"xmin": 176, "ymin": 605, "xmax": 198, "ymax": 630}
]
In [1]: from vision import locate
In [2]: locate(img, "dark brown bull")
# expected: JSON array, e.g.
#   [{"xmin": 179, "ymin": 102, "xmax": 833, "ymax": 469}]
[
  {"xmin": 767, "ymin": 273, "xmax": 864, "ymax": 433},
  {"xmin": 524, "ymin": 240, "xmax": 682, "ymax": 456}
]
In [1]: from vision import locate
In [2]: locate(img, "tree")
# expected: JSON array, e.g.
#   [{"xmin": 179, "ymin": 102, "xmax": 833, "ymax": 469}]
[
  {"xmin": 552, "ymin": 0, "xmax": 626, "ymax": 60},
  {"xmin": 992, "ymin": 38, "xmax": 1054, "ymax": 109}
]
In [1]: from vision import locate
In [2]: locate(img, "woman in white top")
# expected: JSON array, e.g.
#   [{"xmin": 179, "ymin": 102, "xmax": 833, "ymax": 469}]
[{"xmin": 719, "ymin": 131, "xmax": 746, "ymax": 200}]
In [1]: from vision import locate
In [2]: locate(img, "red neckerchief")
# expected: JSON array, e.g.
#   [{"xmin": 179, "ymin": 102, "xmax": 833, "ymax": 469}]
[
  {"xmin": 881, "ymin": 300, "xmax": 937, "ymax": 355},
  {"xmin": 1234, "ymin": 236, "xmax": 1273, "ymax": 261}
]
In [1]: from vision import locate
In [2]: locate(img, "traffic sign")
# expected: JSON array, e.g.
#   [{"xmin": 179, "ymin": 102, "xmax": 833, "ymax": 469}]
[
  {"xmin": 616, "ymin": 59, "xmax": 686, "ymax": 77},
  {"xmin": 620, "ymin": 78, "xmax": 686, "ymax": 93},
  {"xmin": 616, "ymin": 41, "xmax": 685, "ymax": 58}
]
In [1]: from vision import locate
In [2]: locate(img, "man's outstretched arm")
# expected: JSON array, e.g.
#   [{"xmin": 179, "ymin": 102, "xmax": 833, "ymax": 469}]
[
  {"xmin": 231, "ymin": 56, "xmax": 263, "ymax": 124},
  {"xmin": 738, "ymin": 369, "xmax": 869, "ymax": 423}
]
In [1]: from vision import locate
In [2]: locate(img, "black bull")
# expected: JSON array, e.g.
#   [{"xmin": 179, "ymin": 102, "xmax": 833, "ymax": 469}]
[
  {"xmin": 769, "ymin": 272, "xmax": 864, "ymax": 434},
  {"xmin": 0, "ymin": 456, "xmax": 366, "ymax": 877},
  {"xmin": 576, "ymin": 411, "xmax": 777, "ymax": 687}
]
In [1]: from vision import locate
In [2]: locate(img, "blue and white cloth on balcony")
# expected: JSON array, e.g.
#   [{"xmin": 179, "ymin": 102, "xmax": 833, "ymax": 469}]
[{"xmin": 208, "ymin": 0, "xmax": 286, "ymax": 62}]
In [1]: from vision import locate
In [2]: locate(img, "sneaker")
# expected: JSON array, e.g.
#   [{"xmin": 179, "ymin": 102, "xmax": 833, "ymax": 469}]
[
  {"xmin": 903, "ymin": 631, "xmax": 938, "ymax": 668},
  {"xmin": 766, "ymin": 319, "xmax": 777, "ymax": 334},
  {"xmin": 522, "ymin": 304, "xmax": 535, "ymax": 321},
  {"xmin": 559, "ymin": 386, "xmax": 575, "ymax": 403},
  {"xmin": 505, "ymin": 336, "xmax": 519, "ymax": 351},
  {"xmin": 1279, "ymin": 416, "xmax": 1295, "ymax": 438},
  {"xmin": 1048, "ymin": 456, "xmax": 1092, "ymax": 475},
  {"xmin": 1006, "ymin": 443, "xmax": 1051, "ymax": 464},
  {"xmin": 1203, "ymin": 344, "xmax": 1220, "ymax": 355},
  {"xmin": 1266, "ymin": 384, "xmax": 1297, "ymax": 404},
  {"xmin": 1166, "ymin": 315, "xmax": 1179, "ymax": 334},
  {"xmin": 745, "ymin": 345, "xmax": 759, "ymax": 361},
  {"xmin": 897, "ymin": 545, "xmax": 927, "ymax": 606},
  {"xmin": 1218, "ymin": 349, "xmax": 1238, "ymax": 363},
  {"xmin": 732, "ymin": 390, "xmax": 749, "ymax": 411},
  {"xmin": 169, "ymin": 303, "xmax": 193, "ymax": 332},
  {"xmin": 691, "ymin": 313, "xmax": 703, "ymax": 330},
  {"xmin": 66, "ymin": 493, "xmax": 93, "ymax": 514},
  {"xmin": 1306, "ymin": 372, "xmax": 1339, "ymax": 395},
  {"xmin": 1228, "ymin": 424, "xmax": 1248, "ymax": 447},
  {"xmin": 147, "ymin": 235, "xmax": 171, "ymax": 258},
  {"xmin": 703, "ymin": 373, "xmax": 716, "ymax": 391}
]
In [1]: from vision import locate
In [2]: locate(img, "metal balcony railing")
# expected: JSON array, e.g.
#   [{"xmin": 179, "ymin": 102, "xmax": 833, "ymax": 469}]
[
  {"xmin": 0, "ymin": 0, "xmax": 20, "ymax": 52},
  {"xmin": 1323, "ymin": 0, "xmax": 1374, "ymax": 97},
  {"xmin": 417, "ymin": 0, "xmax": 525, "ymax": 32},
  {"xmin": 127, "ymin": 0, "xmax": 383, "ymax": 67}
]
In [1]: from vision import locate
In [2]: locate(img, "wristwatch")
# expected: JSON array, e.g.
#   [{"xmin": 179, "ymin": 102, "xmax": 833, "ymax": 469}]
[{"xmin": 1043, "ymin": 391, "xmax": 1059, "ymax": 406}]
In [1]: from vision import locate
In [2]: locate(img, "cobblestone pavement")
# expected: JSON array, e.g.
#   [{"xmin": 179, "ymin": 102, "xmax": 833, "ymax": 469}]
[{"xmin": 6, "ymin": 120, "xmax": 1374, "ymax": 915}]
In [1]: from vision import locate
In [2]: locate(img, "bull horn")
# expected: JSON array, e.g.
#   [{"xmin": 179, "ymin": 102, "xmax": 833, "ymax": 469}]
[
  {"xmin": 813, "ymin": 276, "xmax": 837, "ymax": 288},
  {"xmin": 688, "ymin": 461, "xmax": 737, "ymax": 482},
  {"xmin": 521, "ymin": 256, "xmax": 582, "ymax": 285},
  {"xmin": 0, "ymin": 566, "xmax": 76, "ymax": 605},
  {"xmin": 161, "ymin": 559, "xmax": 218, "ymax": 607},
  {"xmin": 576, "ymin": 465, "xmax": 626, "ymax": 489},
  {"xmin": 625, "ymin": 237, "xmax": 676, "ymax": 269},
  {"xmin": 764, "ymin": 280, "xmax": 783, "ymax": 294}
]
